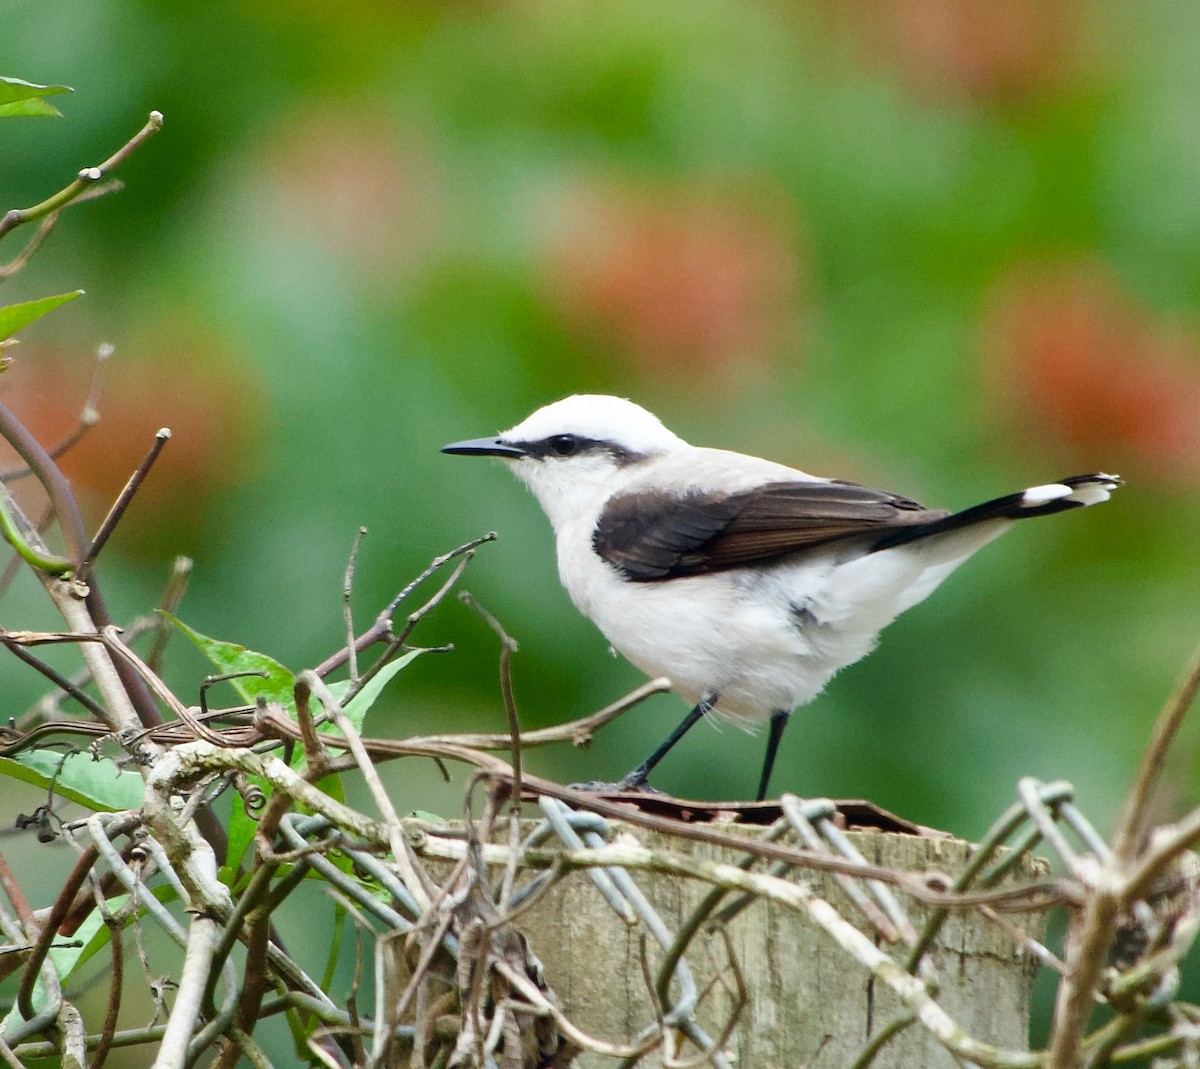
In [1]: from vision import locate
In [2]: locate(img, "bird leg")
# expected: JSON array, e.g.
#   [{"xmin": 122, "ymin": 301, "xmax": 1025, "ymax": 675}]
[
  {"xmin": 756, "ymin": 709, "xmax": 791, "ymax": 802},
  {"xmin": 569, "ymin": 694, "xmax": 716, "ymax": 794}
]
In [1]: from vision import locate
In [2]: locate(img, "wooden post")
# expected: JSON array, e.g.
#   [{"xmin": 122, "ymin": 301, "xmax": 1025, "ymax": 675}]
[{"xmin": 513, "ymin": 826, "xmax": 1044, "ymax": 1068}]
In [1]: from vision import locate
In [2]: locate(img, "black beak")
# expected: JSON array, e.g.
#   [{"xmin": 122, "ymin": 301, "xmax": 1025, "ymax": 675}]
[{"xmin": 441, "ymin": 436, "xmax": 527, "ymax": 459}]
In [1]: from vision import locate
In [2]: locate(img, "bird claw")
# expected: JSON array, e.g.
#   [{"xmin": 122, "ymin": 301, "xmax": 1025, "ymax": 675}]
[{"xmin": 567, "ymin": 777, "xmax": 666, "ymax": 796}]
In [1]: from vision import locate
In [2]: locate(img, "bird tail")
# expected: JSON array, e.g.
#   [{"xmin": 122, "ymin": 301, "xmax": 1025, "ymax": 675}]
[{"xmin": 870, "ymin": 473, "xmax": 1122, "ymax": 552}]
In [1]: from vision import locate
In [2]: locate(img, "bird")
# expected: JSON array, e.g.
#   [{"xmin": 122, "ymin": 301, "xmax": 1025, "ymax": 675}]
[{"xmin": 442, "ymin": 394, "xmax": 1120, "ymax": 801}]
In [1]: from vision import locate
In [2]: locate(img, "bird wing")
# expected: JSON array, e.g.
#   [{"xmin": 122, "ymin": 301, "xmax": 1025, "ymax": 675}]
[{"xmin": 593, "ymin": 480, "xmax": 947, "ymax": 581}]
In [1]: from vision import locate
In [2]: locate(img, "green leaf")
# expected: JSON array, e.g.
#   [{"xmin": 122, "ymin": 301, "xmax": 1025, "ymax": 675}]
[
  {"xmin": 166, "ymin": 618, "xmax": 421, "ymax": 874},
  {"xmin": 0, "ymin": 750, "xmax": 143, "ymax": 812},
  {"xmin": 47, "ymin": 895, "xmax": 127, "ymax": 984},
  {"xmin": 409, "ymin": 810, "xmax": 446, "ymax": 823},
  {"xmin": 46, "ymin": 884, "xmax": 177, "ymax": 997},
  {"xmin": 226, "ymin": 656, "xmax": 421, "ymax": 875},
  {"xmin": 163, "ymin": 613, "xmax": 295, "ymax": 706},
  {"xmin": 338, "ymin": 649, "xmax": 424, "ymax": 732},
  {"xmin": 0, "ymin": 77, "xmax": 73, "ymax": 106},
  {"xmin": 224, "ymin": 793, "xmax": 260, "ymax": 879},
  {"xmin": 0, "ymin": 76, "xmax": 70, "ymax": 120},
  {"xmin": 0, "ymin": 291, "xmax": 84, "ymax": 341},
  {"xmin": 0, "ymin": 98, "xmax": 63, "ymax": 119},
  {"xmin": 163, "ymin": 615, "xmax": 298, "ymax": 876}
]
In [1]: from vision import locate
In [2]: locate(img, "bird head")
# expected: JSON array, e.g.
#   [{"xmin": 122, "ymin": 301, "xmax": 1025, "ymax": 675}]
[{"xmin": 442, "ymin": 394, "xmax": 686, "ymax": 530}]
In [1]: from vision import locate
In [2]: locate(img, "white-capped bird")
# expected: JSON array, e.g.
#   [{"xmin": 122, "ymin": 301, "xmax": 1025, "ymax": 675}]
[{"xmin": 443, "ymin": 395, "xmax": 1119, "ymax": 801}]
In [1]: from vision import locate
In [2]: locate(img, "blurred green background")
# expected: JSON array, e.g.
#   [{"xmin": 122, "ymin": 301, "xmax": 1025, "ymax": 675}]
[{"xmin": 3, "ymin": 0, "xmax": 1199, "ymax": 842}]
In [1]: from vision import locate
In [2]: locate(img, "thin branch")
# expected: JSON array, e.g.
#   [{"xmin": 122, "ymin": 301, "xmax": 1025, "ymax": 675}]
[
  {"xmin": 0, "ymin": 394, "xmax": 178, "ymax": 742},
  {"xmin": 0, "ymin": 213, "xmax": 59, "ymax": 280},
  {"xmin": 100, "ymin": 625, "xmax": 226, "ymax": 744},
  {"xmin": 0, "ymin": 401, "xmax": 89, "ymax": 564},
  {"xmin": 0, "ymin": 632, "xmax": 109, "ymax": 720},
  {"xmin": 459, "ymin": 592, "xmax": 522, "ymax": 812},
  {"xmin": 344, "ymin": 550, "xmax": 475, "ymax": 704},
  {"xmin": 17, "ymin": 839, "xmax": 107, "ymax": 1021},
  {"xmin": 0, "ymin": 111, "xmax": 164, "ymax": 240},
  {"xmin": 0, "ymin": 484, "xmax": 72, "ymax": 574},
  {"xmin": 407, "ymin": 676, "xmax": 671, "ymax": 752},
  {"xmin": 145, "ymin": 556, "xmax": 193, "ymax": 675},
  {"xmin": 0, "ymin": 850, "xmax": 36, "ymax": 933},
  {"xmin": 0, "ymin": 343, "xmax": 112, "ymax": 480},
  {"xmin": 299, "ymin": 671, "xmax": 432, "ymax": 912},
  {"xmin": 847, "ymin": 1013, "xmax": 918, "ymax": 1069},
  {"xmin": 0, "ymin": 181, "xmax": 123, "ymax": 281},
  {"xmin": 153, "ymin": 915, "xmax": 219, "ymax": 1069},
  {"xmin": 1049, "ymin": 640, "xmax": 1200, "ymax": 1069},
  {"xmin": 314, "ymin": 533, "xmax": 495, "ymax": 678},
  {"xmin": 342, "ymin": 527, "xmax": 367, "ymax": 684},
  {"xmin": 0, "ymin": 503, "xmax": 51, "ymax": 601},
  {"xmin": 1113, "ymin": 639, "xmax": 1200, "ymax": 865},
  {"xmin": 89, "ymin": 909, "xmax": 124, "ymax": 1069},
  {"xmin": 79, "ymin": 428, "xmax": 171, "ymax": 576},
  {"xmin": 663, "ymin": 927, "xmax": 746, "ymax": 1069}
]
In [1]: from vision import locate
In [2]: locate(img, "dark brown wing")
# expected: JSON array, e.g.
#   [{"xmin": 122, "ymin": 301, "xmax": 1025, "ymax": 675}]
[{"xmin": 593, "ymin": 480, "xmax": 947, "ymax": 581}]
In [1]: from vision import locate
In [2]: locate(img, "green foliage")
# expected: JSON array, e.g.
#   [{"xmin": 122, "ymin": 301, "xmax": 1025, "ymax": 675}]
[
  {"xmin": 164, "ymin": 612, "xmax": 295, "ymax": 706},
  {"xmin": 45, "ymin": 895, "xmax": 121, "ymax": 984},
  {"xmin": 0, "ymin": 75, "xmax": 71, "ymax": 119},
  {"xmin": 334, "ymin": 650, "xmax": 425, "ymax": 732},
  {"xmin": 0, "ymin": 750, "xmax": 143, "ymax": 811},
  {"xmin": 1, "ymin": 0, "xmax": 1197, "ymax": 856},
  {"xmin": 165, "ymin": 614, "xmax": 424, "ymax": 874},
  {"xmin": 0, "ymin": 290, "xmax": 83, "ymax": 341}
]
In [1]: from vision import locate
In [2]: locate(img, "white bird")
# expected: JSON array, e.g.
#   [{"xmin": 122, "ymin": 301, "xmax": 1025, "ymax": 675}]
[{"xmin": 443, "ymin": 394, "xmax": 1120, "ymax": 801}]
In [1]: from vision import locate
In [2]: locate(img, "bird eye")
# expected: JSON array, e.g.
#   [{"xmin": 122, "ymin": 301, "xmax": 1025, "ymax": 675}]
[{"xmin": 548, "ymin": 434, "xmax": 579, "ymax": 456}]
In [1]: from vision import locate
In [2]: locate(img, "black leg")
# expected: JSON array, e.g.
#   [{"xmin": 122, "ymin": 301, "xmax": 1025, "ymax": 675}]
[
  {"xmin": 618, "ymin": 694, "xmax": 716, "ymax": 791},
  {"xmin": 756, "ymin": 710, "xmax": 790, "ymax": 802}
]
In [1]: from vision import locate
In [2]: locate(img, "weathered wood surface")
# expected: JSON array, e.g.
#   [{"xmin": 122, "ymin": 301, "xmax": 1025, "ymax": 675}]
[{"xmin": 517, "ymin": 827, "xmax": 1043, "ymax": 1069}]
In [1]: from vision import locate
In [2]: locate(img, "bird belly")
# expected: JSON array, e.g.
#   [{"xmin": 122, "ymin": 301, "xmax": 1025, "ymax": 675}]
[
  {"xmin": 560, "ymin": 537, "xmax": 857, "ymax": 727},
  {"xmin": 558, "ymin": 519, "xmax": 1007, "ymax": 728}
]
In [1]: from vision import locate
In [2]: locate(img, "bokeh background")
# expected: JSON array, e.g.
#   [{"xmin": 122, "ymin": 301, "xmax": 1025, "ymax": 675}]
[{"xmin": 3, "ymin": 0, "xmax": 1199, "ymax": 897}]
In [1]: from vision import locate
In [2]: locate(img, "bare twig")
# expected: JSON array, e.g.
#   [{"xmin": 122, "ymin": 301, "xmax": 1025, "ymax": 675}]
[
  {"xmin": 0, "ymin": 851, "xmax": 36, "ymax": 933},
  {"xmin": 1049, "ymin": 643, "xmax": 1200, "ymax": 1069},
  {"xmin": 345, "ymin": 550, "xmax": 476, "ymax": 705},
  {"xmin": 406, "ymin": 676, "xmax": 671, "ymax": 752},
  {"xmin": 0, "ymin": 111, "xmax": 164, "ymax": 240},
  {"xmin": 100, "ymin": 625, "xmax": 225, "ymax": 744},
  {"xmin": 1114, "ymin": 640, "xmax": 1200, "ymax": 865},
  {"xmin": 89, "ymin": 909, "xmax": 124, "ymax": 1069},
  {"xmin": 0, "ymin": 181, "xmax": 123, "ymax": 280},
  {"xmin": 152, "ymin": 915, "xmax": 218, "ymax": 1069},
  {"xmin": 0, "ymin": 343, "xmax": 112, "ymax": 480},
  {"xmin": 342, "ymin": 526, "xmax": 368, "ymax": 683},
  {"xmin": 0, "ymin": 213, "xmax": 60, "ymax": 280},
  {"xmin": 459, "ymin": 592, "xmax": 522, "ymax": 812},
  {"xmin": 315, "ymin": 533, "xmax": 495, "ymax": 679},
  {"xmin": 145, "ymin": 556, "xmax": 193, "ymax": 675},
  {"xmin": 298, "ymin": 671, "xmax": 432, "ymax": 912},
  {"xmin": 0, "ymin": 399, "xmax": 90, "ymax": 564},
  {"xmin": 80, "ymin": 428, "xmax": 171, "ymax": 577},
  {"xmin": 0, "ymin": 631, "xmax": 109, "ymax": 720}
]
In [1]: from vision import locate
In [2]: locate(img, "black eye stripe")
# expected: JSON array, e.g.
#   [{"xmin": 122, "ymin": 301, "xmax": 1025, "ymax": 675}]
[{"xmin": 509, "ymin": 436, "xmax": 648, "ymax": 466}]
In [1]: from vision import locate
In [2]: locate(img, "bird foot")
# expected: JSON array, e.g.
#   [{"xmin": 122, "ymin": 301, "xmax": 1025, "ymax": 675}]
[{"xmin": 567, "ymin": 777, "xmax": 666, "ymax": 795}]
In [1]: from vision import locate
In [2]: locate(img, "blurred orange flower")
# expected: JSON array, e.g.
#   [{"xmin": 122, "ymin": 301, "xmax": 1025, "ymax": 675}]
[
  {"xmin": 833, "ymin": 0, "xmax": 1085, "ymax": 101},
  {"xmin": 541, "ymin": 180, "xmax": 803, "ymax": 381},
  {"xmin": 1, "ymin": 330, "xmax": 259, "ymax": 556},
  {"xmin": 985, "ymin": 262, "xmax": 1200, "ymax": 482},
  {"xmin": 253, "ymin": 104, "xmax": 443, "ymax": 283}
]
